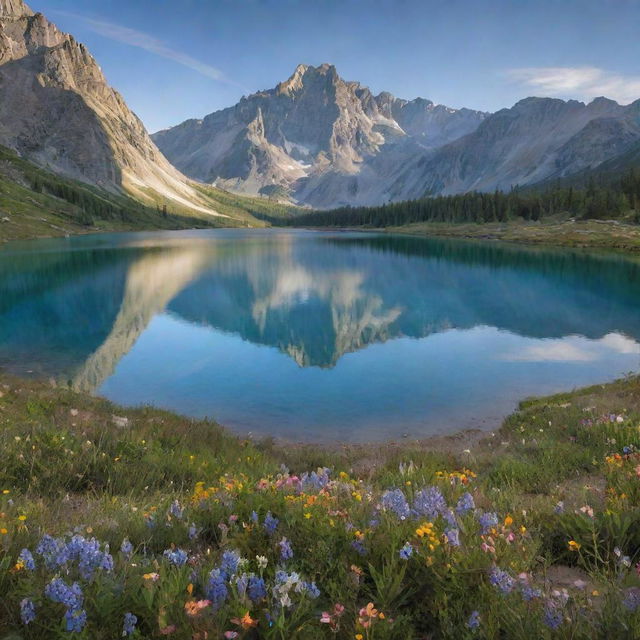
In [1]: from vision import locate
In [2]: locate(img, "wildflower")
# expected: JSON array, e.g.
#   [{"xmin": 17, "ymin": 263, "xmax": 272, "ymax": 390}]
[
  {"xmin": 256, "ymin": 555, "xmax": 268, "ymax": 569},
  {"xmin": 224, "ymin": 633, "xmax": 239, "ymax": 639},
  {"xmin": 304, "ymin": 581, "xmax": 321, "ymax": 598},
  {"xmin": 45, "ymin": 578, "xmax": 83, "ymax": 610},
  {"xmin": 553, "ymin": 501, "xmax": 565, "ymax": 515},
  {"xmin": 579, "ymin": 505, "xmax": 594, "ymax": 518},
  {"xmin": 20, "ymin": 598, "xmax": 36, "ymax": 625},
  {"xmin": 248, "ymin": 575, "xmax": 267, "ymax": 602},
  {"xmin": 220, "ymin": 550, "xmax": 241, "ymax": 576},
  {"xmin": 351, "ymin": 540, "xmax": 367, "ymax": 556},
  {"xmin": 163, "ymin": 548, "xmax": 188, "ymax": 566},
  {"xmin": 188, "ymin": 523, "xmax": 198, "ymax": 540},
  {"xmin": 568, "ymin": 540, "xmax": 581, "ymax": 552},
  {"xmin": 399, "ymin": 542, "xmax": 413, "ymax": 560},
  {"xmin": 206, "ymin": 568, "xmax": 228, "ymax": 609},
  {"xmin": 445, "ymin": 528, "xmax": 461, "ymax": 546},
  {"xmin": 477, "ymin": 511, "xmax": 498, "ymax": 534},
  {"xmin": 543, "ymin": 603, "xmax": 563, "ymax": 630},
  {"xmin": 263, "ymin": 511, "xmax": 279, "ymax": 535},
  {"xmin": 250, "ymin": 511, "xmax": 259, "ymax": 523},
  {"xmin": 455, "ymin": 492, "xmax": 475, "ymax": 515},
  {"xmin": 278, "ymin": 537, "xmax": 294, "ymax": 560},
  {"xmin": 120, "ymin": 538, "xmax": 133, "ymax": 556},
  {"xmin": 622, "ymin": 588, "xmax": 640, "ymax": 612},
  {"xmin": 17, "ymin": 549, "xmax": 35, "ymax": 571},
  {"xmin": 184, "ymin": 600, "xmax": 211, "ymax": 616},
  {"xmin": 65, "ymin": 607, "xmax": 87, "ymax": 633},
  {"xmin": 381, "ymin": 488, "xmax": 411, "ymax": 520},
  {"xmin": 168, "ymin": 500, "xmax": 184, "ymax": 519},
  {"xmin": 413, "ymin": 486, "xmax": 447, "ymax": 520},
  {"xmin": 143, "ymin": 572, "xmax": 160, "ymax": 582},
  {"xmin": 232, "ymin": 611, "xmax": 257, "ymax": 630},
  {"xmin": 488, "ymin": 567, "xmax": 515, "ymax": 595},
  {"xmin": 467, "ymin": 610, "xmax": 480, "ymax": 630},
  {"xmin": 122, "ymin": 612, "xmax": 137, "ymax": 636}
]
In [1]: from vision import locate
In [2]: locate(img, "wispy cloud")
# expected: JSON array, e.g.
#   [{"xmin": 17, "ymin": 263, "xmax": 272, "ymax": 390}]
[
  {"xmin": 54, "ymin": 11, "xmax": 237, "ymax": 87},
  {"xmin": 506, "ymin": 66, "xmax": 640, "ymax": 105}
]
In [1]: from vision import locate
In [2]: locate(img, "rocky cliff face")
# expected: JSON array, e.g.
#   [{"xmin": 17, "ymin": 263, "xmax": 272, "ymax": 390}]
[
  {"xmin": 0, "ymin": 0, "xmax": 220, "ymax": 216},
  {"xmin": 153, "ymin": 64, "xmax": 488, "ymax": 208}
]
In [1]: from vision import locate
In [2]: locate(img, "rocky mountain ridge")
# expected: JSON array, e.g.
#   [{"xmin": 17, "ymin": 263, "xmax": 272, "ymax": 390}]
[
  {"xmin": 155, "ymin": 65, "xmax": 640, "ymax": 209},
  {"xmin": 0, "ymin": 0, "xmax": 223, "ymax": 218}
]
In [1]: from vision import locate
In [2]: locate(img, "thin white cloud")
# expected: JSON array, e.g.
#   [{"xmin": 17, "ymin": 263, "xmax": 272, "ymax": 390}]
[
  {"xmin": 54, "ymin": 11, "xmax": 237, "ymax": 87},
  {"xmin": 506, "ymin": 66, "xmax": 640, "ymax": 105}
]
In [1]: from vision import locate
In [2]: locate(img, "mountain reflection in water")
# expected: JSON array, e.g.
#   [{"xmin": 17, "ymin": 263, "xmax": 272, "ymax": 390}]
[{"xmin": 0, "ymin": 229, "xmax": 639, "ymax": 441}]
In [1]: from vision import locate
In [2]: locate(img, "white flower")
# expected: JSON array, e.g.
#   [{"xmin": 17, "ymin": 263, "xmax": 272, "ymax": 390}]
[{"xmin": 256, "ymin": 555, "xmax": 268, "ymax": 569}]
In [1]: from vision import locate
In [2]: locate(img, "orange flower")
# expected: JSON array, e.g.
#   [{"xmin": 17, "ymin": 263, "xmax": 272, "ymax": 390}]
[{"xmin": 231, "ymin": 612, "xmax": 257, "ymax": 630}]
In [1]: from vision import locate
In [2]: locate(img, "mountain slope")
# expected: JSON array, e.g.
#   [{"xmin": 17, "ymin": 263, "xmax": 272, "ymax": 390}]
[
  {"xmin": 0, "ymin": 0, "xmax": 243, "ymax": 220},
  {"xmin": 153, "ymin": 64, "xmax": 488, "ymax": 208}
]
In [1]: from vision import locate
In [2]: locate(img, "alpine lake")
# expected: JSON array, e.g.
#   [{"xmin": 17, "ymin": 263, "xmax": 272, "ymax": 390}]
[{"xmin": 1, "ymin": 228, "xmax": 639, "ymax": 442}]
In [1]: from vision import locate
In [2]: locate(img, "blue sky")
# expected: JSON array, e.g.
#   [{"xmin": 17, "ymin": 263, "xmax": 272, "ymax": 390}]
[{"xmin": 30, "ymin": 0, "xmax": 640, "ymax": 132}]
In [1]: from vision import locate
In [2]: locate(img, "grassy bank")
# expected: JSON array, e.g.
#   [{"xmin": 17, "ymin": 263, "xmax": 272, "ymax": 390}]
[
  {"xmin": 1, "ymin": 373, "xmax": 640, "ymax": 638},
  {"xmin": 389, "ymin": 217, "xmax": 640, "ymax": 253}
]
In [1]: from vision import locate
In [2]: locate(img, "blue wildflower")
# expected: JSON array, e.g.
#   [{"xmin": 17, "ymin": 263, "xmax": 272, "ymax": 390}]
[
  {"xmin": 163, "ymin": 548, "xmax": 188, "ymax": 566},
  {"xmin": 467, "ymin": 610, "xmax": 480, "ymax": 630},
  {"xmin": 188, "ymin": 523, "xmax": 198, "ymax": 540},
  {"xmin": 413, "ymin": 486, "xmax": 447, "ymax": 520},
  {"xmin": 278, "ymin": 537, "xmax": 294, "ymax": 560},
  {"xmin": 543, "ymin": 603, "xmax": 563, "ymax": 630},
  {"xmin": 168, "ymin": 500, "xmax": 184, "ymax": 519},
  {"xmin": 220, "ymin": 550, "xmax": 241, "ymax": 576},
  {"xmin": 521, "ymin": 585, "xmax": 542, "ymax": 601},
  {"xmin": 20, "ymin": 598, "xmax": 36, "ymax": 625},
  {"xmin": 351, "ymin": 540, "xmax": 367, "ymax": 556},
  {"xmin": 381, "ymin": 488, "xmax": 410, "ymax": 520},
  {"xmin": 65, "ymin": 608, "xmax": 87, "ymax": 633},
  {"xmin": 206, "ymin": 568, "xmax": 228, "ymax": 609},
  {"xmin": 455, "ymin": 492, "xmax": 475, "ymax": 515},
  {"xmin": 399, "ymin": 542, "xmax": 413, "ymax": 560},
  {"xmin": 488, "ymin": 567, "xmax": 515, "ymax": 595},
  {"xmin": 235, "ymin": 573, "xmax": 249, "ymax": 599},
  {"xmin": 18, "ymin": 549, "xmax": 36, "ymax": 570},
  {"xmin": 445, "ymin": 528, "xmax": 461, "ymax": 547},
  {"xmin": 554, "ymin": 501, "xmax": 565, "ymax": 515},
  {"xmin": 477, "ymin": 511, "xmax": 499, "ymax": 534},
  {"xmin": 304, "ymin": 581, "xmax": 321, "ymax": 598},
  {"xmin": 248, "ymin": 575, "xmax": 267, "ymax": 602},
  {"xmin": 44, "ymin": 578, "xmax": 83, "ymax": 610},
  {"xmin": 120, "ymin": 538, "xmax": 133, "ymax": 556},
  {"xmin": 122, "ymin": 612, "xmax": 137, "ymax": 637},
  {"xmin": 622, "ymin": 588, "xmax": 640, "ymax": 612},
  {"xmin": 264, "ymin": 511, "xmax": 279, "ymax": 535},
  {"xmin": 250, "ymin": 511, "xmax": 259, "ymax": 523}
]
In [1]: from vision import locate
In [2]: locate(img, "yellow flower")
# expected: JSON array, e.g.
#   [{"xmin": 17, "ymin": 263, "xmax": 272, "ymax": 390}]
[
  {"xmin": 187, "ymin": 583, "xmax": 193, "ymax": 595},
  {"xmin": 355, "ymin": 635, "xmax": 363, "ymax": 640},
  {"xmin": 2, "ymin": 490, "xmax": 9, "ymax": 495},
  {"xmin": 17, "ymin": 515, "xmax": 26, "ymax": 521},
  {"xmin": 378, "ymin": 612, "xmax": 385, "ymax": 619},
  {"xmin": 568, "ymin": 540, "xmax": 581, "ymax": 551},
  {"xmin": 504, "ymin": 515, "xmax": 513, "ymax": 527},
  {"xmin": 0, "ymin": 528, "xmax": 7, "ymax": 535},
  {"xmin": 520, "ymin": 525, "xmax": 527, "ymax": 534},
  {"xmin": 304, "ymin": 512, "xmax": 311, "ymax": 519}
]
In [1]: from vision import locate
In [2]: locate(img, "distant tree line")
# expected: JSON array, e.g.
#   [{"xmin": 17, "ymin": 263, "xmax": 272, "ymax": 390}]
[{"xmin": 279, "ymin": 168, "xmax": 640, "ymax": 228}]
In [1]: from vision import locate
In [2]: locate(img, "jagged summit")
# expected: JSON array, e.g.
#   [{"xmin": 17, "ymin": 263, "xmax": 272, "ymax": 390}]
[
  {"xmin": 0, "ymin": 0, "xmax": 33, "ymax": 17},
  {"xmin": 153, "ymin": 63, "xmax": 488, "ymax": 207},
  {"xmin": 0, "ymin": 1, "xmax": 222, "ymax": 216}
]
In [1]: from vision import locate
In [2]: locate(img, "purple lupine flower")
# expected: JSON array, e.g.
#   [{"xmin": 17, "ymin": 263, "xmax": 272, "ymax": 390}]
[
  {"xmin": 220, "ymin": 550, "xmax": 241, "ymax": 576},
  {"xmin": 455, "ymin": 492, "xmax": 475, "ymax": 515},
  {"xmin": 467, "ymin": 610, "xmax": 480, "ymax": 630},
  {"xmin": 399, "ymin": 542, "xmax": 413, "ymax": 560},
  {"xmin": 122, "ymin": 612, "xmax": 137, "ymax": 636},
  {"xmin": 65, "ymin": 608, "xmax": 87, "ymax": 633},
  {"xmin": 120, "ymin": 538, "xmax": 133, "ymax": 556},
  {"xmin": 20, "ymin": 598, "xmax": 36, "ymax": 625},
  {"xmin": 381, "ymin": 488, "xmax": 411, "ymax": 520},
  {"xmin": 168, "ymin": 500, "xmax": 184, "ymax": 519},
  {"xmin": 412, "ymin": 487, "xmax": 447, "ymax": 520},
  {"xmin": 206, "ymin": 568, "xmax": 228, "ymax": 610},
  {"xmin": 278, "ymin": 537, "xmax": 294, "ymax": 560},
  {"xmin": 18, "ymin": 549, "xmax": 35, "ymax": 571},
  {"xmin": 543, "ymin": 603, "xmax": 563, "ymax": 630},
  {"xmin": 445, "ymin": 528, "xmax": 461, "ymax": 547},
  {"xmin": 163, "ymin": 548, "xmax": 188, "ymax": 566},
  {"xmin": 623, "ymin": 588, "xmax": 640, "ymax": 612},
  {"xmin": 477, "ymin": 511, "xmax": 499, "ymax": 534},
  {"xmin": 488, "ymin": 567, "xmax": 515, "ymax": 595},
  {"xmin": 248, "ymin": 575, "xmax": 267, "ymax": 602},
  {"xmin": 264, "ymin": 511, "xmax": 279, "ymax": 535}
]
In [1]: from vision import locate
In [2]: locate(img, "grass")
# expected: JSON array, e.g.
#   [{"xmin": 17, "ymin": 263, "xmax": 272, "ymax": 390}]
[
  {"xmin": 0, "ymin": 146, "xmax": 301, "ymax": 244},
  {"xmin": 390, "ymin": 215, "xmax": 640, "ymax": 253},
  {"xmin": 1, "ymin": 372, "xmax": 640, "ymax": 638}
]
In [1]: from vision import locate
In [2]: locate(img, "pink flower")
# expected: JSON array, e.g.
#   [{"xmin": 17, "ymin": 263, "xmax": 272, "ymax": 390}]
[
  {"xmin": 224, "ymin": 633, "xmax": 239, "ymax": 639},
  {"xmin": 320, "ymin": 612, "xmax": 332, "ymax": 624}
]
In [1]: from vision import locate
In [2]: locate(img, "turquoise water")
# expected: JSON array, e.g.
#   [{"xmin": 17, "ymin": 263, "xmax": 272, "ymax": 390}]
[{"xmin": 1, "ymin": 229, "xmax": 639, "ymax": 441}]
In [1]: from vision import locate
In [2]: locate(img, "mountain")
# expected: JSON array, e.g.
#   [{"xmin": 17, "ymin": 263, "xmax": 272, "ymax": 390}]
[
  {"xmin": 391, "ymin": 96, "xmax": 640, "ymax": 197},
  {"xmin": 155, "ymin": 64, "xmax": 640, "ymax": 209},
  {"xmin": 153, "ymin": 63, "xmax": 488, "ymax": 208},
  {"xmin": 0, "ymin": 0, "xmax": 244, "ymax": 221}
]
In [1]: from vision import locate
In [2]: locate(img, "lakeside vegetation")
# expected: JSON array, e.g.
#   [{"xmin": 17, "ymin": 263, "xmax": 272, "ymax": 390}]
[
  {"xmin": 0, "ymin": 146, "xmax": 298, "ymax": 243},
  {"xmin": 1, "ymin": 372, "xmax": 640, "ymax": 638}
]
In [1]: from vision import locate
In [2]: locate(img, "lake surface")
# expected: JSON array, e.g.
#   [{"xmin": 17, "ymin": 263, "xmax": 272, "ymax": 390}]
[{"xmin": 1, "ymin": 229, "xmax": 639, "ymax": 441}]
